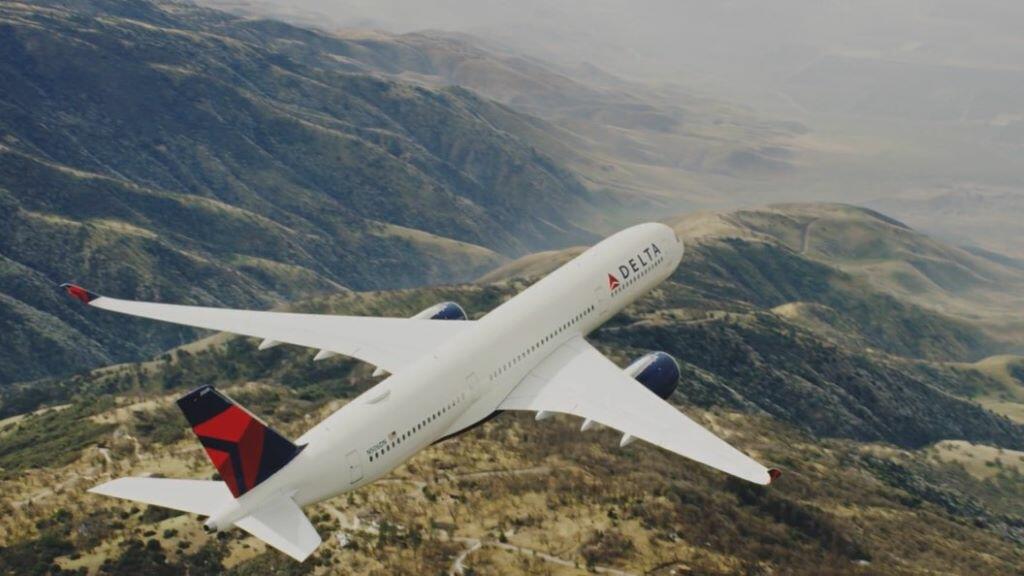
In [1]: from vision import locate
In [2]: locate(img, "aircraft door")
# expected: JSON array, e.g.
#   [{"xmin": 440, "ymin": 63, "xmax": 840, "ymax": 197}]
[
  {"xmin": 346, "ymin": 449, "xmax": 363, "ymax": 484},
  {"xmin": 594, "ymin": 285, "xmax": 609, "ymax": 317}
]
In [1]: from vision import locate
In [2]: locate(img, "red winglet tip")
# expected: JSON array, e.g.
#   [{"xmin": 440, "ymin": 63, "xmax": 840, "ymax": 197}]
[
  {"xmin": 60, "ymin": 283, "xmax": 98, "ymax": 304},
  {"xmin": 768, "ymin": 468, "xmax": 782, "ymax": 483}
]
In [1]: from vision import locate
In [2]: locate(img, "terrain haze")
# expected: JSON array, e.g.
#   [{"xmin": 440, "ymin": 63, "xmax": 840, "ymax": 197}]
[
  {"xmin": 207, "ymin": 0, "xmax": 1024, "ymax": 258},
  {"xmin": 0, "ymin": 1, "xmax": 1022, "ymax": 575}
]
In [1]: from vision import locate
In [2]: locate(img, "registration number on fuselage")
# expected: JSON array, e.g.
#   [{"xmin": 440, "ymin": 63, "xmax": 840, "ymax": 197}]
[{"xmin": 366, "ymin": 439, "xmax": 387, "ymax": 456}]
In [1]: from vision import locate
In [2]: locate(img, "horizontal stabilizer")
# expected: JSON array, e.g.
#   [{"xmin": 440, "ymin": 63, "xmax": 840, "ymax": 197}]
[
  {"xmin": 235, "ymin": 496, "xmax": 321, "ymax": 562},
  {"xmin": 89, "ymin": 477, "xmax": 233, "ymax": 516}
]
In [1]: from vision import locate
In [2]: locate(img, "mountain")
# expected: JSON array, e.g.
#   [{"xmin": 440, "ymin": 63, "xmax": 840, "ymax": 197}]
[
  {"xmin": 353, "ymin": 30, "xmax": 809, "ymax": 203},
  {"xmin": 202, "ymin": 1, "xmax": 813, "ymax": 213},
  {"xmin": 482, "ymin": 204, "xmax": 1024, "ymax": 445},
  {"xmin": 672, "ymin": 203, "xmax": 1024, "ymax": 323},
  {"xmin": 204, "ymin": 0, "xmax": 1024, "ymax": 272},
  {"xmin": 0, "ymin": 0, "xmax": 618, "ymax": 385},
  {"xmin": 867, "ymin": 185, "xmax": 1024, "ymax": 261},
  {"xmin": 489, "ymin": 203, "xmax": 1024, "ymax": 343},
  {"xmin": 0, "ymin": 204, "xmax": 1023, "ymax": 574}
]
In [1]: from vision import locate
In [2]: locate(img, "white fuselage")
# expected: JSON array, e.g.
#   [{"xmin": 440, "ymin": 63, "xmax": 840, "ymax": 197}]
[{"xmin": 206, "ymin": 223, "xmax": 683, "ymax": 529}]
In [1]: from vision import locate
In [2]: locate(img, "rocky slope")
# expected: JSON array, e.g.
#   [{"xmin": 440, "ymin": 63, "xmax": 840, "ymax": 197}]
[
  {"xmin": 0, "ymin": 204, "xmax": 1022, "ymax": 574},
  {"xmin": 0, "ymin": 0, "xmax": 612, "ymax": 384}
]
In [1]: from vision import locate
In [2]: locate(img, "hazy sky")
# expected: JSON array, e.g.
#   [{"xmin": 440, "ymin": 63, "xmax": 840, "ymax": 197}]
[
  {"xmin": 204, "ymin": 0, "xmax": 1024, "ymax": 254},
  {"xmin": 209, "ymin": 0, "xmax": 1024, "ymax": 180},
  {"xmin": 215, "ymin": 0, "xmax": 1024, "ymax": 102}
]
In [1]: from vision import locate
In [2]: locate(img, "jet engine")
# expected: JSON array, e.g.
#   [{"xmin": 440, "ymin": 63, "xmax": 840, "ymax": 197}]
[
  {"xmin": 411, "ymin": 301, "xmax": 468, "ymax": 321},
  {"xmin": 625, "ymin": 351, "xmax": 680, "ymax": 400}
]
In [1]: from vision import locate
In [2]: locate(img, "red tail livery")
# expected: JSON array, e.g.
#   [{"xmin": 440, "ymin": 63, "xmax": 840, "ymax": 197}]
[{"xmin": 177, "ymin": 386, "xmax": 303, "ymax": 498}]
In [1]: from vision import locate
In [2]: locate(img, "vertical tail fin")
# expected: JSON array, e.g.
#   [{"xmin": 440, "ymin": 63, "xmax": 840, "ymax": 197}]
[{"xmin": 177, "ymin": 385, "xmax": 303, "ymax": 498}]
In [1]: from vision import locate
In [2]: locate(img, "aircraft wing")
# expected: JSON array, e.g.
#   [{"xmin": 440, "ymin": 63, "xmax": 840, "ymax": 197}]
[
  {"xmin": 499, "ymin": 336, "xmax": 776, "ymax": 485},
  {"xmin": 60, "ymin": 284, "xmax": 469, "ymax": 373}
]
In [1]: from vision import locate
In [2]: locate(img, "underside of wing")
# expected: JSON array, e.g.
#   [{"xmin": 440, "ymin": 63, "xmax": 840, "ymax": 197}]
[
  {"xmin": 500, "ymin": 337, "xmax": 776, "ymax": 485},
  {"xmin": 60, "ymin": 284, "xmax": 470, "ymax": 373}
]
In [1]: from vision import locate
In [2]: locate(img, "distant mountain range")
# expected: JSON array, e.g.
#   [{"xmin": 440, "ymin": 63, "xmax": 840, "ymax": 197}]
[
  {"xmin": 0, "ymin": 0, "xmax": 622, "ymax": 384},
  {"xmin": 0, "ymin": 0, "xmax": 818, "ymax": 386},
  {"xmin": 868, "ymin": 185, "xmax": 1024, "ymax": 260},
  {"xmin": 203, "ymin": 0, "xmax": 814, "ymax": 213}
]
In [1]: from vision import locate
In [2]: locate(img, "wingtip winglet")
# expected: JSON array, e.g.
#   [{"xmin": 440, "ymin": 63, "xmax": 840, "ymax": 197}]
[
  {"xmin": 767, "ymin": 468, "xmax": 782, "ymax": 484},
  {"xmin": 59, "ymin": 283, "xmax": 99, "ymax": 304}
]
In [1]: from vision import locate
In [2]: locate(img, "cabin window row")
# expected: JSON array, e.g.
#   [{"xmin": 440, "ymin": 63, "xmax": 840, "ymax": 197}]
[
  {"xmin": 489, "ymin": 304, "xmax": 597, "ymax": 381},
  {"xmin": 369, "ymin": 391, "xmax": 467, "ymax": 462}
]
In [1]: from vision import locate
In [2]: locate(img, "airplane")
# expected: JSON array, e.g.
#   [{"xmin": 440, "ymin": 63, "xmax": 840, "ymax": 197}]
[{"xmin": 61, "ymin": 222, "xmax": 779, "ymax": 562}]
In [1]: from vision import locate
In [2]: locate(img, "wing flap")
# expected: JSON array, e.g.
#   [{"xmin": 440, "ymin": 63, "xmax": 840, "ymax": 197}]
[
  {"xmin": 235, "ymin": 496, "xmax": 321, "ymax": 562},
  {"xmin": 500, "ymin": 337, "xmax": 774, "ymax": 485},
  {"xmin": 60, "ymin": 285, "xmax": 470, "ymax": 372}
]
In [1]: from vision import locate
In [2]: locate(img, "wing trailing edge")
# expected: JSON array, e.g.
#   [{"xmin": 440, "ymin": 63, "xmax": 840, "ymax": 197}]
[{"xmin": 56, "ymin": 282, "xmax": 472, "ymax": 373}]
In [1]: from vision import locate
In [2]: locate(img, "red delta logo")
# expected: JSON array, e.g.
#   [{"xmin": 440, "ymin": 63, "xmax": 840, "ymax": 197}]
[{"xmin": 608, "ymin": 242, "xmax": 662, "ymax": 292}]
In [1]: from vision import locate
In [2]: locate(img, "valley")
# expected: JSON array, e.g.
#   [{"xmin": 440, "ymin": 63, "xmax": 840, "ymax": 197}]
[
  {"xmin": 1, "ymin": 2, "xmax": 1022, "ymax": 574},
  {"xmin": 1, "ymin": 205, "xmax": 1022, "ymax": 574}
]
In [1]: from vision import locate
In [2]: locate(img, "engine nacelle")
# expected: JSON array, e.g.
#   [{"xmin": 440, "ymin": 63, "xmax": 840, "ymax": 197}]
[
  {"xmin": 412, "ymin": 301, "xmax": 467, "ymax": 321},
  {"xmin": 625, "ymin": 351, "xmax": 680, "ymax": 400}
]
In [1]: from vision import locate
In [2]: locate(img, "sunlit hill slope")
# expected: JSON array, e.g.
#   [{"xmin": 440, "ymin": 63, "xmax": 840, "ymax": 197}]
[{"xmin": 1, "ymin": 204, "xmax": 1022, "ymax": 574}]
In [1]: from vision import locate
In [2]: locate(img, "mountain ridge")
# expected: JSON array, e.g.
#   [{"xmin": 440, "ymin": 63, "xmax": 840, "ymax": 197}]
[
  {"xmin": 0, "ymin": 0, "xmax": 615, "ymax": 385},
  {"xmin": 1, "ymin": 210, "xmax": 1022, "ymax": 572}
]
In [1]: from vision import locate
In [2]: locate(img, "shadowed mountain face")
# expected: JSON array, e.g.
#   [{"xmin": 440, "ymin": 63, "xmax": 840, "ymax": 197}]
[
  {"xmin": 0, "ymin": 0, "xmax": 608, "ymax": 384},
  {"xmin": 0, "ymin": 208, "xmax": 1022, "ymax": 573}
]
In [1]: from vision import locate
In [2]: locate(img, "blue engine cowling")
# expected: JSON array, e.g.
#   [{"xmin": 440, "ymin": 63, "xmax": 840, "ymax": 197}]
[
  {"xmin": 414, "ymin": 301, "xmax": 467, "ymax": 321},
  {"xmin": 626, "ymin": 352, "xmax": 680, "ymax": 400}
]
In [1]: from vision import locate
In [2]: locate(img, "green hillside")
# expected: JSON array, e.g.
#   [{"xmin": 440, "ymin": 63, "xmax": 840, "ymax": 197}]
[
  {"xmin": 673, "ymin": 204, "xmax": 1024, "ymax": 323},
  {"xmin": 0, "ymin": 229, "xmax": 1022, "ymax": 573},
  {"xmin": 0, "ymin": 0, "xmax": 611, "ymax": 385},
  {"xmin": 2, "ymin": 1, "xmax": 1023, "ymax": 572}
]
